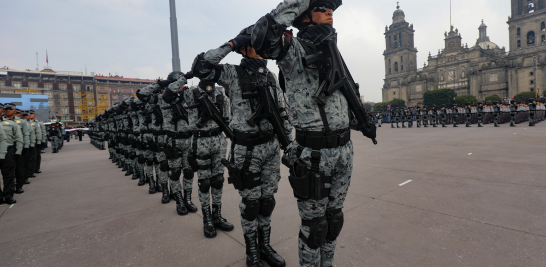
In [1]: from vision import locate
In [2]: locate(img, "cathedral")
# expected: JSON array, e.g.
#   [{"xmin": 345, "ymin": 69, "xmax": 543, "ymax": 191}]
[{"xmin": 382, "ymin": 0, "xmax": 546, "ymax": 106}]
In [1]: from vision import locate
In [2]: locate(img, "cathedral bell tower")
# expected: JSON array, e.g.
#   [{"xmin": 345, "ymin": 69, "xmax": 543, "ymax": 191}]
[{"xmin": 383, "ymin": 3, "xmax": 417, "ymax": 102}]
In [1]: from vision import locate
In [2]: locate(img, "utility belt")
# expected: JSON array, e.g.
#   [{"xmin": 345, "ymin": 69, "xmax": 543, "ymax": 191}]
[
  {"xmin": 166, "ymin": 131, "xmax": 193, "ymax": 139},
  {"xmin": 284, "ymin": 147, "xmax": 332, "ymax": 201},
  {"xmin": 232, "ymin": 130, "xmax": 274, "ymax": 148},
  {"xmin": 295, "ymin": 128, "xmax": 350, "ymax": 151}
]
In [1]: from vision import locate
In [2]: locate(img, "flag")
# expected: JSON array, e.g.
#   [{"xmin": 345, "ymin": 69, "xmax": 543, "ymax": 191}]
[
  {"xmin": 387, "ymin": 105, "xmax": 391, "ymax": 110},
  {"xmin": 46, "ymin": 50, "xmax": 48, "ymax": 64}
]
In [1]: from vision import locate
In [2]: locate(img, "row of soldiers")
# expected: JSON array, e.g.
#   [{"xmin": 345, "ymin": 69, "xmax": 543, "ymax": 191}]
[
  {"xmin": 378, "ymin": 99, "xmax": 545, "ymax": 128},
  {"xmin": 87, "ymin": 1, "xmax": 379, "ymax": 266},
  {"xmin": 0, "ymin": 103, "xmax": 47, "ymax": 205}
]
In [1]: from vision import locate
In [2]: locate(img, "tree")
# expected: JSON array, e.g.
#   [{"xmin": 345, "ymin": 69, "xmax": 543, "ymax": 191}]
[
  {"xmin": 485, "ymin": 95, "xmax": 502, "ymax": 103},
  {"xmin": 388, "ymin": 98, "xmax": 406, "ymax": 110},
  {"xmin": 423, "ymin": 88, "xmax": 457, "ymax": 107},
  {"xmin": 455, "ymin": 95, "xmax": 478, "ymax": 107},
  {"xmin": 373, "ymin": 102, "xmax": 388, "ymax": 111},
  {"xmin": 362, "ymin": 102, "xmax": 373, "ymax": 111},
  {"xmin": 514, "ymin": 92, "xmax": 536, "ymax": 103}
]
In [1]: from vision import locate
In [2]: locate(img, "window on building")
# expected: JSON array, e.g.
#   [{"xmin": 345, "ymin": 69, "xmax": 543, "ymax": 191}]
[
  {"xmin": 62, "ymin": 108, "xmax": 68, "ymax": 114},
  {"xmin": 394, "ymin": 62, "xmax": 399, "ymax": 72},
  {"xmin": 542, "ymin": 22, "xmax": 546, "ymax": 32},
  {"xmin": 517, "ymin": 28, "xmax": 521, "ymax": 37},
  {"xmin": 528, "ymin": 31, "xmax": 536, "ymax": 45},
  {"xmin": 61, "ymin": 92, "xmax": 67, "ymax": 98},
  {"xmin": 61, "ymin": 100, "xmax": 69, "ymax": 106},
  {"xmin": 74, "ymin": 92, "xmax": 81, "ymax": 99},
  {"xmin": 29, "ymin": 83, "xmax": 37, "ymax": 89},
  {"xmin": 393, "ymin": 91, "xmax": 396, "ymax": 95},
  {"xmin": 531, "ymin": 80, "xmax": 535, "ymax": 84},
  {"xmin": 401, "ymin": 56, "xmax": 403, "ymax": 63},
  {"xmin": 401, "ymin": 65, "xmax": 404, "ymax": 71},
  {"xmin": 388, "ymin": 59, "xmax": 391, "ymax": 66},
  {"xmin": 76, "ymin": 109, "xmax": 82, "ymax": 115},
  {"xmin": 75, "ymin": 100, "xmax": 81, "ymax": 106},
  {"xmin": 388, "ymin": 36, "xmax": 391, "ymax": 49},
  {"xmin": 99, "ymin": 87, "xmax": 106, "ymax": 94},
  {"xmin": 60, "ymin": 84, "xmax": 67, "ymax": 90},
  {"xmin": 542, "ymin": 35, "xmax": 546, "ymax": 45},
  {"xmin": 0, "ymin": 82, "xmax": 4, "ymax": 86},
  {"xmin": 13, "ymin": 82, "xmax": 21, "ymax": 88},
  {"xmin": 86, "ymin": 86, "xmax": 93, "ymax": 92},
  {"xmin": 517, "ymin": 40, "xmax": 521, "ymax": 48},
  {"xmin": 389, "ymin": 68, "xmax": 392, "ymax": 74},
  {"xmin": 77, "ymin": 116, "xmax": 82, "ymax": 122},
  {"xmin": 45, "ymin": 84, "xmax": 53, "ymax": 89},
  {"xmin": 88, "ymin": 101, "xmax": 93, "ymax": 106},
  {"xmin": 531, "ymin": 72, "xmax": 534, "ymax": 76},
  {"xmin": 73, "ymin": 85, "xmax": 80, "ymax": 91}
]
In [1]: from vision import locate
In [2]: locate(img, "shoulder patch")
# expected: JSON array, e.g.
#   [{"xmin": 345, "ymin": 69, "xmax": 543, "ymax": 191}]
[
  {"xmin": 4, "ymin": 121, "xmax": 10, "ymax": 125},
  {"xmin": 16, "ymin": 120, "xmax": 21, "ymax": 123},
  {"xmin": 31, "ymin": 123, "xmax": 35, "ymax": 126}
]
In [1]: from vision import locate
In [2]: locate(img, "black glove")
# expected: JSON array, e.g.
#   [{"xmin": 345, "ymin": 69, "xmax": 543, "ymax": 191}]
[
  {"xmin": 157, "ymin": 79, "xmax": 177, "ymax": 88},
  {"xmin": 361, "ymin": 124, "xmax": 378, "ymax": 144},
  {"xmin": 184, "ymin": 71, "xmax": 194, "ymax": 80},
  {"xmin": 167, "ymin": 71, "xmax": 183, "ymax": 81},
  {"xmin": 230, "ymin": 25, "xmax": 253, "ymax": 53}
]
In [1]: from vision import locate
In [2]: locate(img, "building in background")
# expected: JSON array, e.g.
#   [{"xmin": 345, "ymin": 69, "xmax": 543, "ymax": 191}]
[
  {"xmin": 382, "ymin": 1, "xmax": 546, "ymax": 106},
  {"xmin": 0, "ymin": 68, "xmax": 153, "ymax": 125}
]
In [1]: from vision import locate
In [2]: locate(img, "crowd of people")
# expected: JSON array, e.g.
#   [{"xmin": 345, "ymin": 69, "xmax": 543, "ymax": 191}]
[
  {"xmin": 0, "ymin": 103, "xmax": 48, "ymax": 205},
  {"xmin": 86, "ymin": 1, "xmax": 382, "ymax": 267},
  {"xmin": 373, "ymin": 99, "xmax": 546, "ymax": 128}
]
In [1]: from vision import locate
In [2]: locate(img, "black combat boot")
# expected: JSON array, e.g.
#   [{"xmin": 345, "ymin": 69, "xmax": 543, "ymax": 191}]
[
  {"xmin": 35, "ymin": 169, "xmax": 41, "ymax": 173},
  {"xmin": 161, "ymin": 183, "xmax": 170, "ymax": 204},
  {"xmin": 173, "ymin": 190, "xmax": 188, "ymax": 215},
  {"xmin": 15, "ymin": 187, "xmax": 24, "ymax": 194},
  {"xmin": 244, "ymin": 232, "xmax": 263, "ymax": 267},
  {"xmin": 124, "ymin": 167, "xmax": 132, "ymax": 176},
  {"xmin": 24, "ymin": 179, "xmax": 30, "ymax": 184},
  {"xmin": 202, "ymin": 205, "xmax": 217, "ymax": 238},
  {"xmin": 148, "ymin": 175, "xmax": 156, "ymax": 194},
  {"xmin": 138, "ymin": 171, "xmax": 146, "ymax": 186},
  {"xmin": 122, "ymin": 162, "xmax": 127, "ymax": 172},
  {"xmin": 258, "ymin": 225, "xmax": 286, "ymax": 267},
  {"xmin": 155, "ymin": 182, "xmax": 162, "ymax": 194},
  {"xmin": 131, "ymin": 167, "xmax": 139, "ymax": 180},
  {"xmin": 184, "ymin": 189, "xmax": 198, "ymax": 213},
  {"xmin": 212, "ymin": 204, "xmax": 234, "ymax": 231}
]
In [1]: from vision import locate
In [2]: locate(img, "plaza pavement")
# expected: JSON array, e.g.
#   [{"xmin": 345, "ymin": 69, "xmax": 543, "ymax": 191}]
[{"xmin": 0, "ymin": 122, "xmax": 545, "ymax": 267}]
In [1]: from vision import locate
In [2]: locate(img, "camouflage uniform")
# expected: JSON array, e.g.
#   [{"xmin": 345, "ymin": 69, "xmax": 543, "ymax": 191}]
[
  {"xmin": 194, "ymin": 40, "xmax": 295, "ymax": 265},
  {"xmin": 242, "ymin": 1, "xmax": 376, "ymax": 265},
  {"xmin": 129, "ymin": 100, "xmax": 143, "ymax": 180},
  {"xmin": 183, "ymin": 80, "xmax": 230, "ymax": 238}
]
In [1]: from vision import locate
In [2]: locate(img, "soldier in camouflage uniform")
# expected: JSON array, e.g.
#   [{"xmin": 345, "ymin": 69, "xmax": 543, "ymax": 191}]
[
  {"xmin": 135, "ymin": 99, "xmax": 149, "ymax": 187},
  {"xmin": 238, "ymin": 0, "xmax": 377, "ymax": 266},
  {"xmin": 129, "ymin": 98, "xmax": 143, "ymax": 181},
  {"xmin": 49, "ymin": 123, "xmax": 62, "ymax": 153},
  {"xmin": 191, "ymin": 36, "xmax": 294, "ymax": 265},
  {"xmin": 181, "ymin": 79, "xmax": 233, "ymax": 238},
  {"xmin": 14, "ymin": 110, "xmax": 31, "ymax": 193},
  {"xmin": 160, "ymin": 74, "xmax": 198, "ymax": 215}
]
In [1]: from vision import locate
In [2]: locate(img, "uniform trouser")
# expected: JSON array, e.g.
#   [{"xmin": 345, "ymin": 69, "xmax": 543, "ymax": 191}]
[
  {"xmin": 79, "ymin": 136, "xmax": 82, "ymax": 141},
  {"xmin": 195, "ymin": 134, "xmax": 227, "ymax": 208},
  {"xmin": 153, "ymin": 135, "xmax": 168, "ymax": 184},
  {"xmin": 28, "ymin": 146, "xmax": 37, "ymax": 174},
  {"xmin": 287, "ymin": 141, "xmax": 353, "ymax": 267},
  {"xmin": 15, "ymin": 148, "xmax": 30, "ymax": 188},
  {"xmin": 233, "ymin": 138, "xmax": 281, "ymax": 235},
  {"xmin": 168, "ymin": 136, "xmax": 193, "ymax": 193},
  {"xmin": 1, "ymin": 148, "xmax": 17, "ymax": 199},
  {"xmin": 36, "ymin": 144, "xmax": 42, "ymax": 171},
  {"xmin": 143, "ymin": 134, "xmax": 156, "ymax": 178}
]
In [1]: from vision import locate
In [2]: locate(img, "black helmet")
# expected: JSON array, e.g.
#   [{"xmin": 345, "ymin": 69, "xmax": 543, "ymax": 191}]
[{"xmin": 293, "ymin": 0, "xmax": 342, "ymax": 30}]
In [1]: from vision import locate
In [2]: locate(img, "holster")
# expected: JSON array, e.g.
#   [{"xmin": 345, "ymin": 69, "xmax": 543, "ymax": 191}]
[{"xmin": 287, "ymin": 149, "xmax": 332, "ymax": 200}]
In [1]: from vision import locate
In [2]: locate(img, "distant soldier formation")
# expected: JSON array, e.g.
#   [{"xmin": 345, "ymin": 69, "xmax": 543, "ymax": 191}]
[
  {"xmin": 0, "ymin": 103, "xmax": 47, "ymax": 205},
  {"xmin": 373, "ymin": 98, "xmax": 546, "ymax": 128}
]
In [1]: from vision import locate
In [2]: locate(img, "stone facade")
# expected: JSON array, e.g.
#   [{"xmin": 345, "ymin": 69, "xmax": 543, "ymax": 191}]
[{"xmin": 382, "ymin": 1, "xmax": 546, "ymax": 106}]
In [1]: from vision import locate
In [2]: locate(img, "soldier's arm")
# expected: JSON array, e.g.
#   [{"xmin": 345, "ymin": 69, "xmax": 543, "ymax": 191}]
[
  {"xmin": 193, "ymin": 43, "xmax": 238, "ymax": 88},
  {"xmin": 250, "ymin": 0, "xmax": 310, "ymax": 60},
  {"xmin": 22, "ymin": 122, "xmax": 30, "ymax": 147},
  {"xmin": 36, "ymin": 123, "xmax": 42, "ymax": 144},
  {"xmin": 40, "ymin": 123, "xmax": 46, "ymax": 143},
  {"xmin": 183, "ymin": 89, "xmax": 198, "ymax": 131},
  {"xmin": 14, "ymin": 124, "xmax": 23, "ymax": 155},
  {"xmin": 0, "ymin": 127, "xmax": 8, "ymax": 160}
]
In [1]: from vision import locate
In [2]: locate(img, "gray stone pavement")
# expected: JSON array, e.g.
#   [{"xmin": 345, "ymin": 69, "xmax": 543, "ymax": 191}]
[{"xmin": 0, "ymin": 123, "xmax": 545, "ymax": 267}]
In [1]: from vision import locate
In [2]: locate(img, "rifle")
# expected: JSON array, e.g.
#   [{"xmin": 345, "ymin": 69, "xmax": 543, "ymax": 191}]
[
  {"xmin": 303, "ymin": 38, "xmax": 377, "ymax": 145},
  {"xmin": 242, "ymin": 80, "xmax": 291, "ymax": 150},
  {"xmin": 189, "ymin": 91, "xmax": 234, "ymax": 140},
  {"xmin": 171, "ymin": 100, "xmax": 189, "ymax": 123}
]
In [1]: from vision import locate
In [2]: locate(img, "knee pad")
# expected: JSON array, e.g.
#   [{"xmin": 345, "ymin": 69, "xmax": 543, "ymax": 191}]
[
  {"xmin": 171, "ymin": 168, "xmax": 182, "ymax": 181},
  {"xmin": 211, "ymin": 174, "xmax": 224, "ymax": 190},
  {"xmin": 325, "ymin": 209, "xmax": 344, "ymax": 241},
  {"xmin": 198, "ymin": 178, "xmax": 211, "ymax": 193},
  {"xmin": 300, "ymin": 216, "xmax": 329, "ymax": 250},
  {"xmin": 159, "ymin": 161, "xmax": 170, "ymax": 172},
  {"xmin": 242, "ymin": 199, "xmax": 260, "ymax": 221},
  {"xmin": 146, "ymin": 159, "xmax": 154, "ymax": 166},
  {"xmin": 258, "ymin": 196, "xmax": 276, "ymax": 217},
  {"xmin": 138, "ymin": 155, "xmax": 146, "ymax": 164},
  {"xmin": 183, "ymin": 169, "xmax": 194, "ymax": 180}
]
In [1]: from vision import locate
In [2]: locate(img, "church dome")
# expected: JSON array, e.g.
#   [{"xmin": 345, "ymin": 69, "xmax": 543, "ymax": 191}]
[
  {"xmin": 475, "ymin": 41, "xmax": 499, "ymax": 50},
  {"xmin": 393, "ymin": 3, "xmax": 406, "ymax": 24}
]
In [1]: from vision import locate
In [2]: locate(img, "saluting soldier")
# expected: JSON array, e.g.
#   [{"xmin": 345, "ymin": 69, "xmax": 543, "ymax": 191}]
[{"xmin": 0, "ymin": 103, "xmax": 24, "ymax": 204}]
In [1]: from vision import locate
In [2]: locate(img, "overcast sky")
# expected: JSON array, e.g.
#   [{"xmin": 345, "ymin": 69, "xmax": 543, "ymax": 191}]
[{"xmin": 0, "ymin": 0, "xmax": 511, "ymax": 102}]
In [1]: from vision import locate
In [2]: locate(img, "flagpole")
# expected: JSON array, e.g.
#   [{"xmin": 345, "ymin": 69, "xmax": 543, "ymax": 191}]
[{"xmin": 169, "ymin": 0, "xmax": 181, "ymax": 72}]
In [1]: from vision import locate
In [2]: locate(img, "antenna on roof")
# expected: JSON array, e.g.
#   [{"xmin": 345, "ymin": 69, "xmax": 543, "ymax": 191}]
[{"xmin": 36, "ymin": 52, "xmax": 39, "ymax": 71}]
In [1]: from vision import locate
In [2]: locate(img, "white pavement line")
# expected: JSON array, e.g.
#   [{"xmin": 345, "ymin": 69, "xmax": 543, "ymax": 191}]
[
  {"xmin": 399, "ymin": 180, "xmax": 412, "ymax": 186},
  {"xmin": 9, "ymin": 204, "xmax": 14, "ymax": 208}
]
